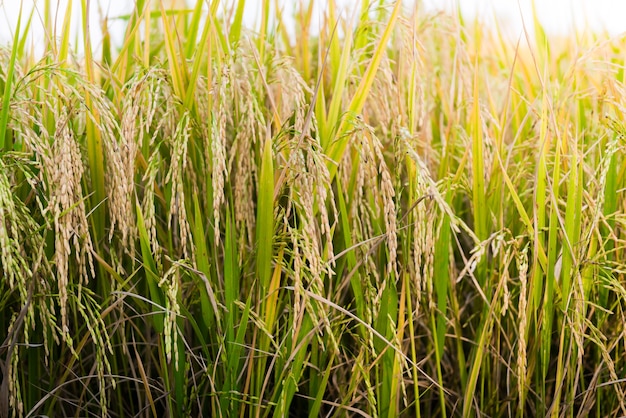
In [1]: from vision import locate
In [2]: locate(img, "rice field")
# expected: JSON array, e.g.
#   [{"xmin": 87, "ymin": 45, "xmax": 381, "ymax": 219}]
[{"xmin": 1, "ymin": 0, "xmax": 626, "ymax": 416}]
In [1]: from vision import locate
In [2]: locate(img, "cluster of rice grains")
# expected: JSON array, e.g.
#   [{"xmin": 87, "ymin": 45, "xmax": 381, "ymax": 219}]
[{"xmin": 0, "ymin": 55, "xmax": 121, "ymax": 414}]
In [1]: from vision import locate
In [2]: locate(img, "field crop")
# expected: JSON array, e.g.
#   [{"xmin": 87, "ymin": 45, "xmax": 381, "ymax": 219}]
[{"xmin": 1, "ymin": 0, "xmax": 626, "ymax": 417}]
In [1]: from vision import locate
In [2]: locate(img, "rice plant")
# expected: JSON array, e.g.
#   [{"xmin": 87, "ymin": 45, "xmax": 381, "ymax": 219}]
[{"xmin": 1, "ymin": 0, "xmax": 626, "ymax": 417}]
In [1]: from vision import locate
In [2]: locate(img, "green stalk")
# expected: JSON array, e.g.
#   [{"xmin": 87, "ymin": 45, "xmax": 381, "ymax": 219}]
[
  {"xmin": 221, "ymin": 208, "xmax": 242, "ymax": 415},
  {"xmin": 374, "ymin": 281, "xmax": 399, "ymax": 417},
  {"xmin": 253, "ymin": 132, "xmax": 275, "ymax": 416},
  {"xmin": 326, "ymin": 0, "xmax": 402, "ymax": 177},
  {"xmin": 80, "ymin": 0, "xmax": 107, "ymax": 270},
  {"xmin": 433, "ymin": 188, "xmax": 451, "ymax": 418},
  {"xmin": 543, "ymin": 129, "xmax": 561, "ymax": 417},
  {"xmin": 470, "ymin": 58, "xmax": 488, "ymax": 292},
  {"xmin": 0, "ymin": 1, "xmax": 22, "ymax": 152},
  {"xmin": 531, "ymin": 76, "xmax": 550, "ymax": 414}
]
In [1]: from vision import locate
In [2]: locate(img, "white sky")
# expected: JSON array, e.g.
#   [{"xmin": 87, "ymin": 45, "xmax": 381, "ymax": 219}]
[
  {"xmin": 430, "ymin": 0, "xmax": 626, "ymax": 36},
  {"xmin": 1, "ymin": 0, "xmax": 625, "ymax": 54}
]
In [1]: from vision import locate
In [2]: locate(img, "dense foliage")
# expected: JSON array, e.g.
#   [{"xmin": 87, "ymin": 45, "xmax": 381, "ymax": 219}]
[{"xmin": 1, "ymin": 1, "xmax": 626, "ymax": 416}]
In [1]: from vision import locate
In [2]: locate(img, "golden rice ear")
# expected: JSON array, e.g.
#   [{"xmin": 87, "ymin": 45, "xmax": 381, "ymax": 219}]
[
  {"xmin": 13, "ymin": 63, "xmax": 118, "ymax": 416},
  {"xmin": 211, "ymin": 64, "xmax": 229, "ymax": 245},
  {"xmin": 228, "ymin": 50, "xmax": 267, "ymax": 256},
  {"xmin": 50, "ymin": 106, "xmax": 94, "ymax": 336},
  {"xmin": 135, "ymin": 69, "xmax": 178, "ymax": 271},
  {"xmin": 0, "ymin": 153, "xmax": 53, "ymax": 418},
  {"xmin": 516, "ymin": 243, "xmax": 529, "ymax": 411},
  {"xmin": 165, "ymin": 112, "xmax": 193, "ymax": 260}
]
